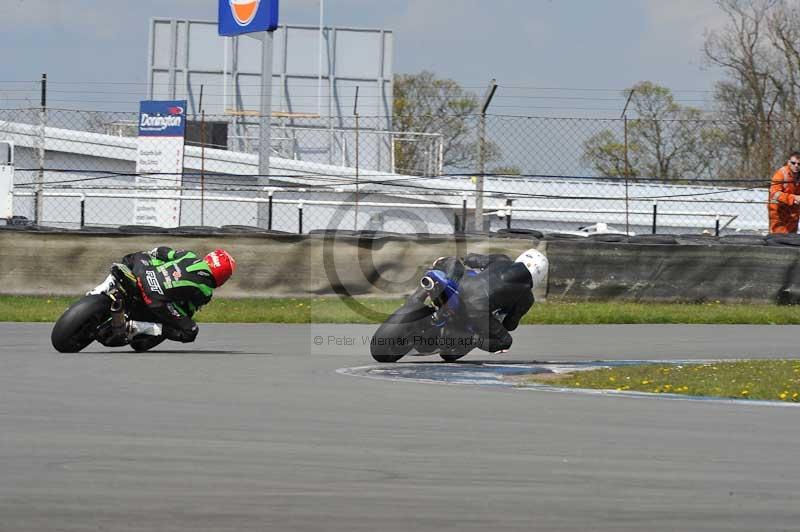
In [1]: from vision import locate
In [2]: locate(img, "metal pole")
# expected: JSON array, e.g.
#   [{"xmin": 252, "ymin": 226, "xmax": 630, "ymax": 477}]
[
  {"xmin": 268, "ymin": 189, "xmax": 273, "ymax": 230},
  {"xmin": 199, "ymin": 84, "xmax": 205, "ymax": 226},
  {"xmin": 35, "ymin": 73, "xmax": 47, "ymax": 225},
  {"xmin": 506, "ymin": 199, "xmax": 513, "ymax": 230},
  {"xmin": 79, "ymin": 194, "xmax": 85, "ymax": 229},
  {"xmin": 354, "ymin": 86, "xmax": 360, "ymax": 231},
  {"xmin": 715, "ymin": 215, "xmax": 720, "ymax": 237},
  {"xmin": 474, "ymin": 79, "xmax": 497, "ymax": 233},
  {"xmin": 652, "ymin": 202, "xmax": 658, "ymax": 234},
  {"xmin": 624, "ymin": 116, "xmax": 630, "ymax": 235},
  {"xmin": 317, "ymin": 0, "xmax": 324, "ymax": 117},
  {"xmin": 298, "ymin": 201, "xmax": 304, "ymax": 234},
  {"xmin": 461, "ymin": 194, "xmax": 468, "ymax": 232},
  {"xmin": 621, "ymin": 89, "xmax": 634, "ymax": 236},
  {"xmin": 256, "ymin": 31, "xmax": 275, "ymax": 228}
]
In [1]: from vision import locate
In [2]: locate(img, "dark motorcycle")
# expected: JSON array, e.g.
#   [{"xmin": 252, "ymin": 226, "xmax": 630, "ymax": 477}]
[
  {"xmin": 370, "ymin": 269, "xmax": 483, "ymax": 363},
  {"xmin": 51, "ymin": 264, "xmax": 165, "ymax": 353}
]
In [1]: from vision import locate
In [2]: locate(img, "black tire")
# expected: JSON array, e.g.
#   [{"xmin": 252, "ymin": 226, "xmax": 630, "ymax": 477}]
[
  {"xmin": 51, "ymin": 295, "xmax": 112, "ymax": 353},
  {"xmin": 627, "ymin": 234, "xmax": 679, "ymax": 245},
  {"xmin": 130, "ymin": 335, "xmax": 166, "ymax": 352},
  {"xmin": 440, "ymin": 352, "xmax": 468, "ymax": 362},
  {"xmin": 370, "ymin": 302, "xmax": 434, "ymax": 363}
]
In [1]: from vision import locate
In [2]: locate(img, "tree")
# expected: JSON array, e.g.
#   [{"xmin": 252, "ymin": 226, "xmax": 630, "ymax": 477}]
[
  {"xmin": 392, "ymin": 71, "xmax": 499, "ymax": 175},
  {"xmin": 582, "ymin": 81, "xmax": 721, "ymax": 181},
  {"xmin": 703, "ymin": 0, "xmax": 800, "ymax": 178},
  {"xmin": 704, "ymin": 0, "xmax": 781, "ymax": 178}
]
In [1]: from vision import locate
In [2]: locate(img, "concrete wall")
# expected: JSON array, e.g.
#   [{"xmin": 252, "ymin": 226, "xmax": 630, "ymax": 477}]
[
  {"xmin": 3, "ymin": 230, "xmax": 800, "ymax": 303},
  {"xmin": 0, "ymin": 231, "xmax": 538, "ymax": 299},
  {"xmin": 545, "ymin": 240, "xmax": 800, "ymax": 303}
]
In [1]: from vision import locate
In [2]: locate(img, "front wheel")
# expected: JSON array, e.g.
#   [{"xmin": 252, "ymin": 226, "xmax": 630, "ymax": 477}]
[
  {"xmin": 51, "ymin": 295, "xmax": 112, "ymax": 353},
  {"xmin": 370, "ymin": 302, "xmax": 434, "ymax": 363}
]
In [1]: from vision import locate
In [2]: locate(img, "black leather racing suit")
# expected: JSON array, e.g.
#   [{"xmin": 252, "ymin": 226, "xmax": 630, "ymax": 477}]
[
  {"xmin": 433, "ymin": 253, "xmax": 534, "ymax": 352},
  {"xmin": 121, "ymin": 247, "xmax": 216, "ymax": 343}
]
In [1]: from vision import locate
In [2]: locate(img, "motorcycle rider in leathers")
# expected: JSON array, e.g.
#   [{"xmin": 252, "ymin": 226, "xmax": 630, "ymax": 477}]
[
  {"xmin": 89, "ymin": 247, "xmax": 236, "ymax": 345},
  {"xmin": 424, "ymin": 249, "xmax": 548, "ymax": 355}
]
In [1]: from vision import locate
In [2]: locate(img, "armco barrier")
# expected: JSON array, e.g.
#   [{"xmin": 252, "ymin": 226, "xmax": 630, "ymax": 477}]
[{"xmin": 2, "ymin": 228, "xmax": 799, "ymax": 303}]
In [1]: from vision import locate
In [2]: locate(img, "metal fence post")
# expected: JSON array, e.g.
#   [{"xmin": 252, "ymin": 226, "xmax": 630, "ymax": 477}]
[
  {"xmin": 34, "ymin": 73, "xmax": 47, "ymax": 225},
  {"xmin": 80, "ymin": 194, "xmax": 85, "ymax": 228},
  {"xmin": 298, "ymin": 200, "xmax": 304, "ymax": 234},
  {"xmin": 461, "ymin": 193, "xmax": 468, "ymax": 232},
  {"xmin": 474, "ymin": 79, "xmax": 497, "ymax": 232},
  {"xmin": 505, "ymin": 199, "xmax": 513, "ymax": 230},
  {"xmin": 652, "ymin": 201, "xmax": 658, "ymax": 234},
  {"xmin": 267, "ymin": 188, "xmax": 273, "ymax": 231}
]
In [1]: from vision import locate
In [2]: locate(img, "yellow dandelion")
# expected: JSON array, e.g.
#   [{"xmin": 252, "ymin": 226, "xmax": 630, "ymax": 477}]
[
  {"xmin": 741, "ymin": 390, "xmax": 749, "ymax": 396},
  {"xmin": 641, "ymin": 380, "xmax": 650, "ymax": 385},
  {"xmin": 780, "ymin": 392, "xmax": 788, "ymax": 400}
]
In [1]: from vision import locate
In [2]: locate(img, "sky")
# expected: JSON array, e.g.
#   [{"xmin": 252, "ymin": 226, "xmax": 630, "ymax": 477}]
[{"xmin": 0, "ymin": 0, "xmax": 731, "ymax": 116}]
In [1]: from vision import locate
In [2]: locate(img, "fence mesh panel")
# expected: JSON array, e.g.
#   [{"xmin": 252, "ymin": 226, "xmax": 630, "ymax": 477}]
[{"xmin": 0, "ymin": 107, "xmax": 783, "ymax": 234}]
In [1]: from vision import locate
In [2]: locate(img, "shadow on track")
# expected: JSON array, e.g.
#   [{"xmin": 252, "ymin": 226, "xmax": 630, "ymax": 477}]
[{"xmin": 78, "ymin": 349, "xmax": 272, "ymax": 356}]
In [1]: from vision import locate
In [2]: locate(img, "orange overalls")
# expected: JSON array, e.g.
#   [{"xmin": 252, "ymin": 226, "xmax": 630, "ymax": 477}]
[{"xmin": 769, "ymin": 165, "xmax": 800, "ymax": 233}]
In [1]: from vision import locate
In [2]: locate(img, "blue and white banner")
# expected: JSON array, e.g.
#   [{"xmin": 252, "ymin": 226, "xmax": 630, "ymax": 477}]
[
  {"xmin": 135, "ymin": 100, "xmax": 187, "ymax": 227},
  {"xmin": 138, "ymin": 100, "xmax": 187, "ymax": 137},
  {"xmin": 218, "ymin": 0, "xmax": 279, "ymax": 36}
]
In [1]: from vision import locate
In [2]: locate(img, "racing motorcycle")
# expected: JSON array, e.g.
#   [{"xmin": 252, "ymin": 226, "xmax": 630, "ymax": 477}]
[
  {"xmin": 51, "ymin": 263, "xmax": 165, "ymax": 353},
  {"xmin": 370, "ymin": 268, "xmax": 484, "ymax": 363}
]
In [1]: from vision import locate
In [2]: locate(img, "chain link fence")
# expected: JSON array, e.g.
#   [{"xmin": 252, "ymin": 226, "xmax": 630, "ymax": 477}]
[{"xmin": 0, "ymin": 107, "xmax": 783, "ymax": 235}]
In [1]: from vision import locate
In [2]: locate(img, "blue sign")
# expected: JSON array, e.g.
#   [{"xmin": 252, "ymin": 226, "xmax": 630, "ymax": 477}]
[
  {"xmin": 218, "ymin": 0, "xmax": 279, "ymax": 36},
  {"xmin": 138, "ymin": 100, "xmax": 187, "ymax": 137}
]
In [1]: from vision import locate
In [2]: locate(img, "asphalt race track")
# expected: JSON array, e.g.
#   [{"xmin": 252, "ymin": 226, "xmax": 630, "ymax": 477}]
[{"xmin": 1, "ymin": 323, "xmax": 800, "ymax": 532}]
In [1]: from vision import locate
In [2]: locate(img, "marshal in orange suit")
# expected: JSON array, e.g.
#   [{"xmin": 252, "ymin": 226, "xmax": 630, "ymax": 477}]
[{"xmin": 769, "ymin": 152, "xmax": 800, "ymax": 233}]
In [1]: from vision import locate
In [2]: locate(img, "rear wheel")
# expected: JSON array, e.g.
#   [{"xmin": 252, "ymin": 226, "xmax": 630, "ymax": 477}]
[
  {"xmin": 51, "ymin": 295, "xmax": 112, "ymax": 353},
  {"xmin": 440, "ymin": 352, "xmax": 468, "ymax": 362},
  {"xmin": 370, "ymin": 302, "xmax": 434, "ymax": 363}
]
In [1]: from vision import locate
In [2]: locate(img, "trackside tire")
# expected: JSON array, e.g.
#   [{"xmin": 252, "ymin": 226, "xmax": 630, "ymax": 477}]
[
  {"xmin": 51, "ymin": 295, "xmax": 112, "ymax": 353},
  {"xmin": 370, "ymin": 302, "xmax": 434, "ymax": 363}
]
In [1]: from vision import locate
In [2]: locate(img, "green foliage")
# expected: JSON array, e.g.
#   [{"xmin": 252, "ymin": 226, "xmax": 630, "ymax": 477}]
[
  {"xmin": 582, "ymin": 81, "xmax": 723, "ymax": 181},
  {"xmin": 527, "ymin": 360, "xmax": 800, "ymax": 402},
  {"xmin": 393, "ymin": 70, "xmax": 500, "ymax": 174}
]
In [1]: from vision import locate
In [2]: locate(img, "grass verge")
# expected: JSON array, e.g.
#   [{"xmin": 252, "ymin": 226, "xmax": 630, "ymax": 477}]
[
  {"xmin": 3, "ymin": 296, "xmax": 800, "ymax": 325},
  {"xmin": 523, "ymin": 360, "xmax": 800, "ymax": 402}
]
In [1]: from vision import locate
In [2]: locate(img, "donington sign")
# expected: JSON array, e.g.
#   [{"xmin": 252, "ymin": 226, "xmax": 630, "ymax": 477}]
[{"xmin": 134, "ymin": 100, "xmax": 187, "ymax": 228}]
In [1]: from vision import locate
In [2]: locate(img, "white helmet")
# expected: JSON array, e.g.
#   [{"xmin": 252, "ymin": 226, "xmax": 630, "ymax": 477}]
[{"xmin": 514, "ymin": 248, "xmax": 548, "ymax": 290}]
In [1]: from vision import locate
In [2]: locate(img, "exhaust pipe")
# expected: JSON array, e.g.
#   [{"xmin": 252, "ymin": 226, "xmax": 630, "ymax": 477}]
[{"xmin": 420, "ymin": 276, "xmax": 435, "ymax": 291}]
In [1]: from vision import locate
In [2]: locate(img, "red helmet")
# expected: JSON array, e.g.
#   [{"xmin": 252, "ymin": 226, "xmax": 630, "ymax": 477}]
[{"xmin": 204, "ymin": 249, "xmax": 236, "ymax": 286}]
